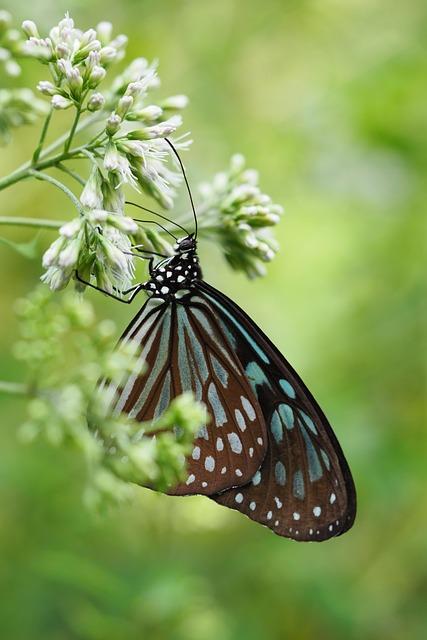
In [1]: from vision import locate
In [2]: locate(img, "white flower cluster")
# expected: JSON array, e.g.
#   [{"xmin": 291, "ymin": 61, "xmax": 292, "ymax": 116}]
[
  {"xmin": 101, "ymin": 56, "xmax": 190, "ymax": 208},
  {"xmin": 41, "ymin": 167, "xmax": 138, "ymax": 291},
  {"xmin": 0, "ymin": 88, "xmax": 47, "ymax": 145},
  {"xmin": 198, "ymin": 154, "xmax": 283, "ymax": 277},
  {"xmin": 23, "ymin": 14, "xmax": 126, "ymax": 110},
  {"xmin": 0, "ymin": 10, "xmax": 24, "ymax": 77}
]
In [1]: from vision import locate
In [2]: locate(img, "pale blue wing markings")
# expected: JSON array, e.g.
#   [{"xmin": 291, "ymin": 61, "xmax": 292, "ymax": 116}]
[
  {"xmin": 240, "ymin": 396, "xmax": 256, "ymax": 421},
  {"xmin": 299, "ymin": 420, "xmax": 323, "ymax": 482},
  {"xmin": 207, "ymin": 382, "xmax": 227, "ymax": 426},
  {"xmin": 204, "ymin": 292, "xmax": 270, "ymax": 364},
  {"xmin": 293, "ymin": 469, "xmax": 305, "ymax": 500},
  {"xmin": 115, "ymin": 309, "xmax": 168, "ymax": 415},
  {"xmin": 275, "ymin": 460, "xmax": 287, "ymax": 486},
  {"xmin": 210, "ymin": 354, "xmax": 229, "ymax": 389},
  {"xmin": 320, "ymin": 448, "xmax": 331, "ymax": 471},
  {"xmin": 190, "ymin": 298, "xmax": 237, "ymax": 350},
  {"xmin": 279, "ymin": 378, "xmax": 296, "ymax": 399},
  {"xmin": 245, "ymin": 361, "xmax": 272, "ymax": 393},
  {"xmin": 153, "ymin": 370, "xmax": 171, "ymax": 420},
  {"xmin": 270, "ymin": 409, "xmax": 283, "ymax": 444},
  {"xmin": 180, "ymin": 310, "xmax": 209, "ymax": 384},
  {"xmin": 298, "ymin": 409, "xmax": 318, "ymax": 435},
  {"xmin": 190, "ymin": 306, "xmax": 236, "ymax": 369},
  {"xmin": 227, "ymin": 432, "xmax": 243, "ymax": 454},
  {"xmin": 217, "ymin": 317, "xmax": 237, "ymax": 350},
  {"xmin": 110, "ymin": 303, "xmax": 163, "ymax": 408},
  {"xmin": 278, "ymin": 403, "xmax": 294, "ymax": 430},
  {"xmin": 252, "ymin": 469, "xmax": 262, "ymax": 486},
  {"xmin": 176, "ymin": 306, "xmax": 193, "ymax": 391},
  {"xmin": 197, "ymin": 424, "xmax": 209, "ymax": 440}
]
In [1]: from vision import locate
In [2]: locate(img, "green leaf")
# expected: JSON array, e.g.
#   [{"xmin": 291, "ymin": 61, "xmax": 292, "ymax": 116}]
[{"xmin": 0, "ymin": 234, "xmax": 40, "ymax": 259}]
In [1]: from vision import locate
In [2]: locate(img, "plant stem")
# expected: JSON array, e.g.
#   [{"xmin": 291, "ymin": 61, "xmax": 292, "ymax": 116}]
[
  {"xmin": 32, "ymin": 108, "xmax": 53, "ymax": 164},
  {"xmin": 57, "ymin": 164, "xmax": 86, "ymax": 186},
  {"xmin": 64, "ymin": 105, "xmax": 82, "ymax": 153},
  {"xmin": 0, "ymin": 113, "xmax": 103, "ymax": 192},
  {"xmin": 0, "ymin": 145, "xmax": 88, "ymax": 193},
  {"xmin": 0, "ymin": 216, "xmax": 64, "ymax": 229},
  {"xmin": 0, "ymin": 381, "xmax": 28, "ymax": 395},
  {"xmin": 29, "ymin": 169, "xmax": 83, "ymax": 214}
]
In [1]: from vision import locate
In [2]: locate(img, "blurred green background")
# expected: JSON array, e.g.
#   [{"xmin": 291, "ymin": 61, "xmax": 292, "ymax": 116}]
[{"xmin": 0, "ymin": 1, "xmax": 426, "ymax": 638}]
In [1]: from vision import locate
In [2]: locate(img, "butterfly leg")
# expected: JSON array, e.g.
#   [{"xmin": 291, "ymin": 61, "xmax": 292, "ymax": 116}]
[{"xmin": 75, "ymin": 270, "xmax": 146, "ymax": 304}]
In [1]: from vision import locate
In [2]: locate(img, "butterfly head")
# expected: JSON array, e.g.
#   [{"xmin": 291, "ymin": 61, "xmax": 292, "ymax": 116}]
[
  {"xmin": 174, "ymin": 234, "xmax": 197, "ymax": 254},
  {"xmin": 145, "ymin": 234, "xmax": 201, "ymax": 300}
]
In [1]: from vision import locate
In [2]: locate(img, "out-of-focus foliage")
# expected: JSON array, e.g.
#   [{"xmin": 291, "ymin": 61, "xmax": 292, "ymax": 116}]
[
  {"xmin": 0, "ymin": 1, "xmax": 425, "ymax": 639},
  {"xmin": 13, "ymin": 286, "xmax": 205, "ymax": 509}
]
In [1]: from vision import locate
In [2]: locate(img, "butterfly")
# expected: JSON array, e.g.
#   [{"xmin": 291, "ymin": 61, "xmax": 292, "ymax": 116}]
[{"xmin": 80, "ymin": 140, "xmax": 356, "ymax": 542}]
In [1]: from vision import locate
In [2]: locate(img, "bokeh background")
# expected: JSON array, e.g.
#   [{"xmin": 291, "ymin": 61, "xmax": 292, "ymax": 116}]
[{"xmin": 0, "ymin": 1, "xmax": 425, "ymax": 638}]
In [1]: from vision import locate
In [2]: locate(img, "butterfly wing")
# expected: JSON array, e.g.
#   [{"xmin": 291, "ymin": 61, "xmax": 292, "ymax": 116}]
[
  {"xmin": 195, "ymin": 283, "xmax": 356, "ymax": 541},
  {"xmin": 106, "ymin": 295, "xmax": 268, "ymax": 496}
]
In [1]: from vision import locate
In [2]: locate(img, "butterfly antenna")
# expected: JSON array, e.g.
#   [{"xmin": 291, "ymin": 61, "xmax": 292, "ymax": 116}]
[
  {"xmin": 165, "ymin": 137, "xmax": 198, "ymax": 239},
  {"xmin": 125, "ymin": 201, "xmax": 188, "ymax": 241}
]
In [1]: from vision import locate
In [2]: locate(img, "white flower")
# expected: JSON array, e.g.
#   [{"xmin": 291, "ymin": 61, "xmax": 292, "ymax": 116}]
[
  {"xmin": 59, "ymin": 218, "xmax": 81, "ymax": 238},
  {"xmin": 104, "ymin": 142, "xmax": 138, "ymax": 190},
  {"xmin": 37, "ymin": 81, "xmax": 57, "ymax": 96},
  {"xmin": 42, "ymin": 237, "xmax": 66, "ymax": 268},
  {"xmin": 80, "ymin": 167, "xmax": 103, "ymax": 209},
  {"xmin": 162, "ymin": 95, "xmax": 188, "ymax": 110},
  {"xmin": 58, "ymin": 237, "xmax": 81, "ymax": 267},
  {"xmin": 51, "ymin": 94, "xmax": 73, "ymax": 110},
  {"xmin": 87, "ymin": 92, "xmax": 105, "ymax": 112}
]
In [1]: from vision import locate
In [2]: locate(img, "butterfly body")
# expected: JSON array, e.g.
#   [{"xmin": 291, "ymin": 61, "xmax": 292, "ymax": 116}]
[
  {"xmin": 105, "ymin": 234, "xmax": 356, "ymax": 542},
  {"xmin": 143, "ymin": 235, "xmax": 202, "ymax": 301}
]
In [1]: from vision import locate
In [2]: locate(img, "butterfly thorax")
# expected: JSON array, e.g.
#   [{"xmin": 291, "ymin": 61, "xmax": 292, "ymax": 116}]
[{"xmin": 145, "ymin": 235, "xmax": 202, "ymax": 300}]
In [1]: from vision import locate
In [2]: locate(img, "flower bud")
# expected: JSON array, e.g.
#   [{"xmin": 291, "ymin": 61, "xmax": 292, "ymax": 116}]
[
  {"xmin": 87, "ymin": 92, "xmax": 105, "ymax": 112},
  {"xmin": 106, "ymin": 113, "xmax": 122, "ymax": 136},
  {"xmin": 68, "ymin": 67, "xmax": 83, "ymax": 99},
  {"xmin": 5, "ymin": 59, "xmax": 21, "ymax": 77},
  {"xmin": 230, "ymin": 154, "xmax": 245, "ymax": 174},
  {"xmin": 162, "ymin": 94, "xmax": 188, "ymax": 110},
  {"xmin": 80, "ymin": 167, "xmax": 103, "ymax": 209},
  {"xmin": 88, "ymin": 65, "xmax": 106, "ymax": 88},
  {"xmin": 60, "ymin": 218, "xmax": 82, "ymax": 238},
  {"xmin": 96, "ymin": 21, "xmax": 113, "ymax": 45},
  {"xmin": 56, "ymin": 42, "xmax": 70, "ymax": 59},
  {"xmin": 100, "ymin": 237, "xmax": 129, "ymax": 272},
  {"xmin": 127, "ymin": 105, "xmax": 162, "ymax": 122},
  {"xmin": 99, "ymin": 46, "xmax": 117, "ymax": 64},
  {"xmin": 58, "ymin": 237, "xmax": 81, "ymax": 268},
  {"xmin": 116, "ymin": 94, "xmax": 133, "ymax": 118},
  {"xmin": 21, "ymin": 20, "xmax": 39, "ymax": 38},
  {"xmin": 42, "ymin": 237, "xmax": 66, "ymax": 268},
  {"xmin": 51, "ymin": 94, "xmax": 73, "ymax": 110},
  {"xmin": 107, "ymin": 214, "xmax": 138, "ymax": 234},
  {"xmin": 37, "ymin": 80, "xmax": 57, "ymax": 96}
]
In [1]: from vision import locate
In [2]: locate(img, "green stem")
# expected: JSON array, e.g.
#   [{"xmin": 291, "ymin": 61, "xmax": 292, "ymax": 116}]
[
  {"xmin": 57, "ymin": 163, "xmax": 86, "ymax": 186},
  {"xmin": 64, "ymin": 105, "xmax": 82, "ymax": 153},
  {"xmin": 0, "ymin": 381, "xmax": 28, "ymax": 395},
  {"xmin": 0, "ymin": 113, "xmax": 103, "ymax": 193},
  {"xmin": 0, "ymin": 145, "xmax": 88, "ymax": 193},
  {"xmin": 0, "ymin": 216, "xmax": 64, "ymax": 229},
  {"xmin": 32, "ymin": 108, "xmax": 53, "ymax": 164},
  {"xmin": 29, "ymin": 169, "xmax": 83, "ymax": 214}
]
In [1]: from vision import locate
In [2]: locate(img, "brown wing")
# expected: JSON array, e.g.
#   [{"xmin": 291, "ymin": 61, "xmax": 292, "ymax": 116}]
[
  {"xmin": 106, "ymin": 296, "xmax": 268, "ymax": 496},
  {"xmin": 197, "ymin": 283, "xmax": 357, "ymax": 542}
]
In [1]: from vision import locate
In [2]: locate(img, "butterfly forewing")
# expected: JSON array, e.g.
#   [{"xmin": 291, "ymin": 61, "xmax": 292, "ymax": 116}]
[
  {"xmin": 108, "ymin": 295, "xmax": 268, "ymax": 496},
  {"xmin": 198, "ymin": 283, "xmax": 356, "ymax": 541}
]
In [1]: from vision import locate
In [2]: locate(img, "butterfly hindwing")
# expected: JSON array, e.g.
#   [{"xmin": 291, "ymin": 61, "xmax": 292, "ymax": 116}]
[
  {"xmin": 197, "ymin": 283, "xmax": 356, "ymax": 541},
  {"xmin": 106, "ymin": 295, "xmax": 268, "ymax": 496}
]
